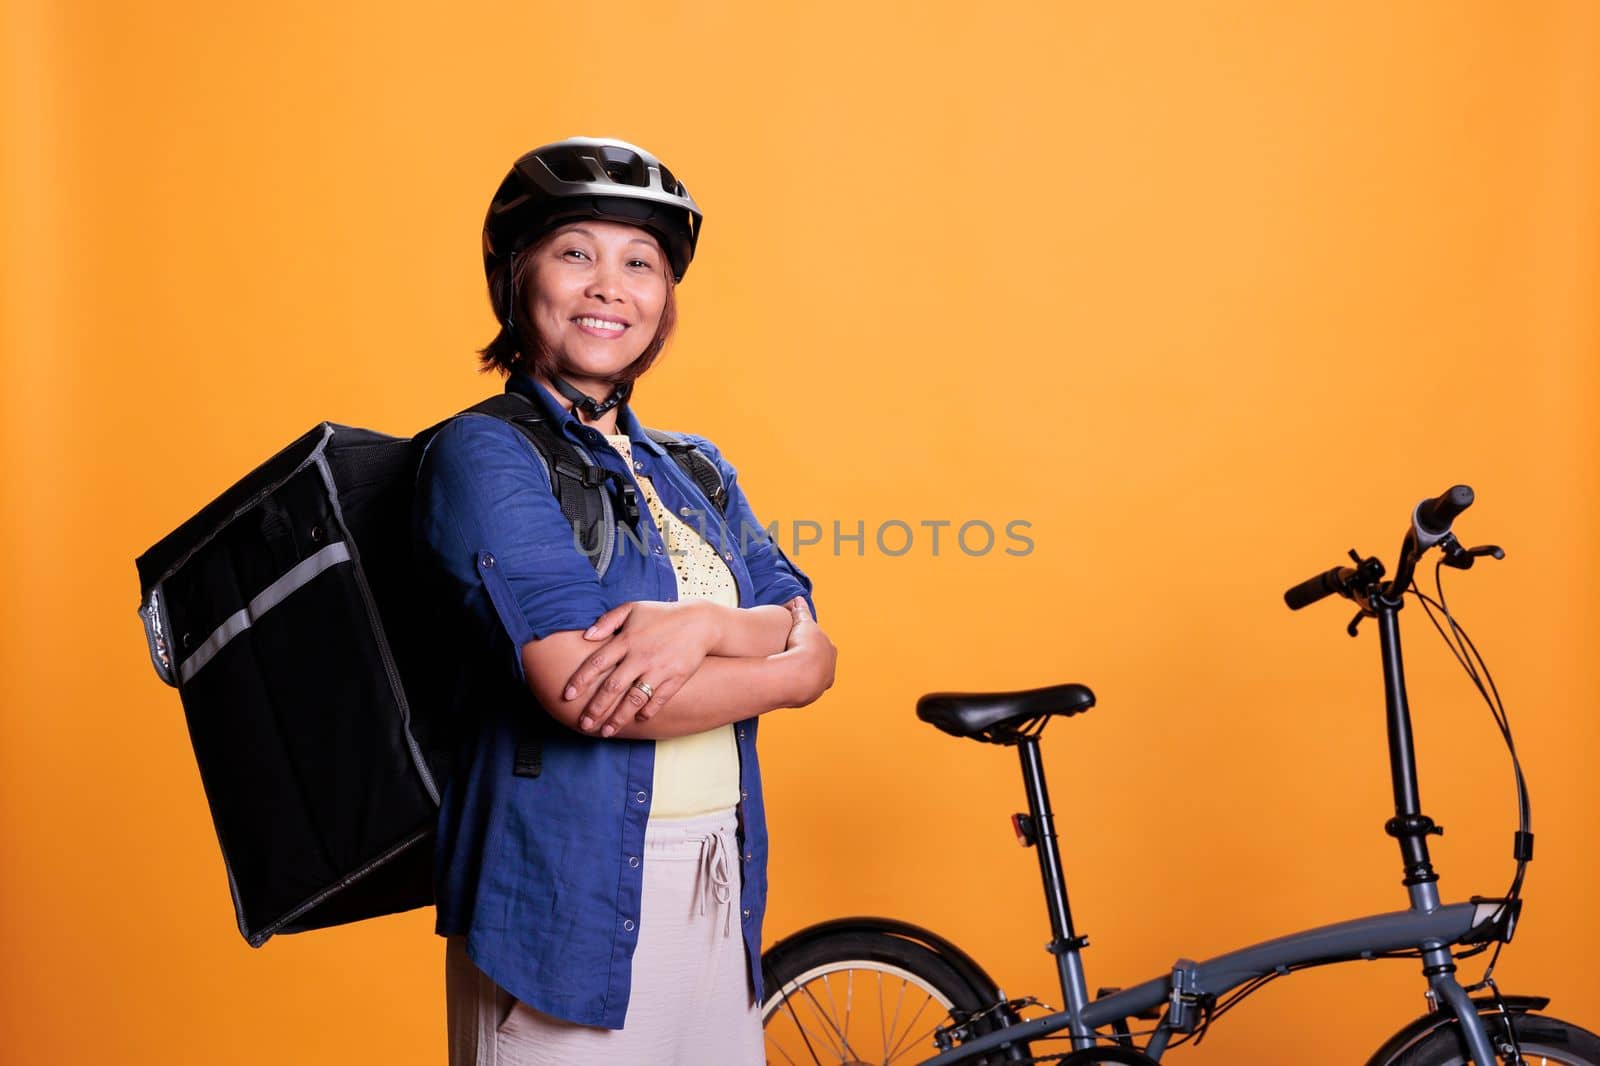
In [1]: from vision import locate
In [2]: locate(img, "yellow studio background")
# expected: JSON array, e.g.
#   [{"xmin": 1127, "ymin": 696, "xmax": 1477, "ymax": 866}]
[{"xmin": 4, "ymin": 1, "xmax": 1596, "ymax": 1063}]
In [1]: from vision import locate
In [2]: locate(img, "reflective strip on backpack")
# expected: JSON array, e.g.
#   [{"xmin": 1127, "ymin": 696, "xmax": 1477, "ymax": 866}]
[{"xmin": 177, "ymin": 540, "xmax": 353, "ymax": 684}]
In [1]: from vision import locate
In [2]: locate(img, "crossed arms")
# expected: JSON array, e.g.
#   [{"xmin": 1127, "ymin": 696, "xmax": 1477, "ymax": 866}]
[{"xmin": 520, "ymin": 597, "xmax": 837, "ymax": 740}]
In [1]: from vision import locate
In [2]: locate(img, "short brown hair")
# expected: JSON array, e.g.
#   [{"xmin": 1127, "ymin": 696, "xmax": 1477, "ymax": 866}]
[{"xmin": 476, "ymin": 231, "xmax": 679, "ymax": 381}]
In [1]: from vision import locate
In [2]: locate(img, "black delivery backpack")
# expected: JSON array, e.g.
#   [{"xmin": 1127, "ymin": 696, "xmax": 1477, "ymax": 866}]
[
  {"xmin": 136, "ymin": 418, "xmax": 448, "ymax": 946},
  {"xmin": 135, "ymin": 392, "xmax": 728, "ymax": 947}
]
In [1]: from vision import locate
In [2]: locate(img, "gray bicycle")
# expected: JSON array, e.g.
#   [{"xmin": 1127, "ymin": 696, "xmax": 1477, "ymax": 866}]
[{"xmin": 761, "ymin": 486, "xmax": 1598, "ymax": 1066}]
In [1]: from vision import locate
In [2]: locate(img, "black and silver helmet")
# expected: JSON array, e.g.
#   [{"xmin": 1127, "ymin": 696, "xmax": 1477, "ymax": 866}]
[{"xmin": 482, "ymin": 137, "xmax": 703, "ymax": 336}]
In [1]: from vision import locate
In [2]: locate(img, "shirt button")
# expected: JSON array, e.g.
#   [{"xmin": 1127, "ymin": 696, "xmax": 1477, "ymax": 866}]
[
  {"xmin": 633, "ymin": 460, "xmax": 644, "ymax": 472},
  {"xmin": 479, "ymin": 551, "xmax": 496, "ymax": 568},
  {"xmin": 744, "ymin": 852, "xmax": 752, "ymax": 863},
  {"xmin": 742, "ymin": 908, "xmax": 752, "ymax": 919},
  {"xmin": 652, "ymin": 543, "xmax": 664, "ymax": 555},
  {"xmin": 736, "ymin": 728, "xmax": 745, "ymax": 741},
  {"xmin": 635, "ymin": 791, "xmax": 648, "ymax": 804},
  {"xmin": 628, "ymin": 856, "xmax": 640, "ymax": 868},
  {"xmin": 623, "ymin": 920, "xmax": 635, "ymax": 932},
  {"xmin": 740, "ymin": 789, "xmax": 748, "ymax": 801},
  {"xmin": 723, "ymin": 550, "xmax": 733, "ymax": 561}
]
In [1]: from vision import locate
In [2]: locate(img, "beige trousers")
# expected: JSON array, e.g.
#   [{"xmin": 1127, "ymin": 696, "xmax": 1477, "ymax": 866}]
[{"xmin": 444, "ymin": 808, "xmax": 764, "ymax": 1065}]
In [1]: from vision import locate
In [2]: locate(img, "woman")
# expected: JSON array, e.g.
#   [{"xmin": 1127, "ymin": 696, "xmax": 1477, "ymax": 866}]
[{"xmin": 412, "ymin": 137, "xmax": 837, "ymax": 1065}]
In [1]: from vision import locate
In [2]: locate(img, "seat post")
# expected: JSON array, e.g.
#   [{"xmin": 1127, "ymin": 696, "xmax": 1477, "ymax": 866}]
[{"xmin": 1016, "ymin": 736, "xmax": 1093, "ymax": 1036}]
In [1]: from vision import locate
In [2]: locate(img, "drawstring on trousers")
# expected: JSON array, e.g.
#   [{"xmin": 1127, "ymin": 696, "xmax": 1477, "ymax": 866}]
[{"xmin": 693, "ymin": 823, "xmax": 737, "ymax": 938}]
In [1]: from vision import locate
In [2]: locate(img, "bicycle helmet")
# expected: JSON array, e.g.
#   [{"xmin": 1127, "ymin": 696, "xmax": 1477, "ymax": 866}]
[{"xmin": 482, "ymin": 137, "xmax": 702, "ymax": 338}]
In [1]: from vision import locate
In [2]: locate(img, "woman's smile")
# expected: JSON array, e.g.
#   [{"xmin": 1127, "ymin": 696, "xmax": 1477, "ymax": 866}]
[{"xmin": 573, "ymin": 313, "xmax": 630, "ymax": 337}]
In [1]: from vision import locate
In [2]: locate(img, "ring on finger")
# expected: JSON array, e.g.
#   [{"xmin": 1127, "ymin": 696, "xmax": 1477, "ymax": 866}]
[{"xmin": 632, "ymin": 679, "xmax": 655, "ymax": 699}]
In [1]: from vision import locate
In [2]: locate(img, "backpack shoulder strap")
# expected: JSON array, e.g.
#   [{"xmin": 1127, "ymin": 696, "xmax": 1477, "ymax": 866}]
[
  {"xmin": 453, "ymin": 394, "xmax": 625, "ymax": 563},
  {"xmin": 643, "ymin": 428, "xmax": 728, "ymax": 515},
  {"xmin": 439, "ymin": 393, "xmax": 621, "ymax": 782}
]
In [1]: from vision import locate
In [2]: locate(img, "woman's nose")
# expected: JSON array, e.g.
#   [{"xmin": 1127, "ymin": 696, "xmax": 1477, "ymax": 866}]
[{"xmin": 585, "ymin": 260, "xmax": 624, "ymax": 301}]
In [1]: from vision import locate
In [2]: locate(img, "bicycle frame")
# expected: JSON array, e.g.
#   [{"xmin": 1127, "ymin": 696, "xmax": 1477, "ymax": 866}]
[{"xmin": 921, "ymin": 593, "xmax": 1513, "ymax": 1065}]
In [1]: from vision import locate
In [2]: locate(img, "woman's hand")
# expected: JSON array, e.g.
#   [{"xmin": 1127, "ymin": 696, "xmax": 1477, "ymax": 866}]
[
  {"xmin": 776, "ymin": 596, "xmax": 837, "ymax": 706},
  {"xmin": 562, "ymin": 601, "xmax": 721, "ymax": 737}
]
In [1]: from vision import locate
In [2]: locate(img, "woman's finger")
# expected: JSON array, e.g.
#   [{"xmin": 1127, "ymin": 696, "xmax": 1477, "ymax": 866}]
[
  {"xmin": 595, "ymin": 659, "xmax": 664, "ymax": 738},
  {"xmin": 633, "ymin": 674, "xmax": 682, "ymax": 724},
  {"xmin": 583, "ymin": 602, "xmax": 634, "ymax": 641},
  {"xmin": 583, "ymin": 650, "xmax": 652, "ymax": 732},
  {"xmin": 575, "ymin": 664, "xmax": 619, "ymax": 733},
  {"xmin": 579, "ymin": 664, "xmax": 630, "ymax": 731},
  {"xmin": 565, "ymin": 636, "xmax": 628, "ymax": 702}
]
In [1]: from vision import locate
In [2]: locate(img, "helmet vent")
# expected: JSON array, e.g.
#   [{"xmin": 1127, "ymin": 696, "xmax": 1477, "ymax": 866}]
[
  {"xmin": 595, "ymin": 145, "xmax": 647, "ymax": 186},
  {"xmin": 544, "ymin": 153, "xmax": 594, "ymax": 184}
]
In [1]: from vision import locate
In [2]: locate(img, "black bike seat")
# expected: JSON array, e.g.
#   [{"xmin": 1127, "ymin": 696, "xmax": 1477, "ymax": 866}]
[{"xmin": 917, "ymin": 683, "xmax": 1096, "ymax": 743}]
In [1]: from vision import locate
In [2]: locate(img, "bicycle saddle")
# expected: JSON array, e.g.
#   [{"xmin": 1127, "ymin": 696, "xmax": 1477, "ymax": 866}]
[{"xmin": 917, "ymin": 683, "xmax": 1096, "ymax": 743}]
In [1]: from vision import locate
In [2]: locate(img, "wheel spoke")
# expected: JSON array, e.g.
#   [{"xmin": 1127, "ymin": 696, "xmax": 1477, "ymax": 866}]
[
  {"xmin": 887, "ymin": 1006, "xmax": 954, "ymax": 1066},
  {"xmin": 771, "ymin": 979, "xmax": 831, "ymax": 1064},
  {"xmin": 886, "ymin": 972, "xmax": 906, "ymax": 1061},
  {"xmin": 877, "ymin": 969, "xmax": 888, "ymax": 1058},
  {"xmin": 884, "ymin": 985, "xmax": 940, "ymax": 1064},
  {"xmin": 764, "ymin": 1024, "xmax": 803, "ymax": 1066},
  {"xmin": 823, "ymin": 974, "xmax": 846, "ymax": 1055},
  {"xmin": 844, "ymin": 965, "xmax": 853, "ymax": 1054},
  {"xmin": 801, "ymin": 984, "xmax": 849, "ymax": 1062},
  {"xmin": 795, "ymin": 974, "xmax": 865, "ymax": 1062}
]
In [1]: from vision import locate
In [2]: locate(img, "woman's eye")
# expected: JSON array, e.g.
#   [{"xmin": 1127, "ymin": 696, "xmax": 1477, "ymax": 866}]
[
  {"xmin": 562, "ymin": 248, "xmax": 589, "ymax": 261},
  {"xmin": 627, "ymin": 258, "xmax": 652, "ymax": 269}
]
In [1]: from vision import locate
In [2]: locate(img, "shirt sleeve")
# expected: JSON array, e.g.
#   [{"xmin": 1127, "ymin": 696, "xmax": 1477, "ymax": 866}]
[
  {"xmin": 679, "ymin": 433, "xmax": 817, "ymax": 622},
  {"xmin": 412, "ymin": 414, "xmax": 610, "ymax": 685}
]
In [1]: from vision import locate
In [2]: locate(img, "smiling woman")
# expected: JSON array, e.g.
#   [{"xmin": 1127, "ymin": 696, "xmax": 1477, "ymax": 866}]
[
  {"xmin": 413, "ymin": 138, "xmax": 837, "ymax": 1065},
  {"xmin": 518, "ymin": 220, "xmax": 674, "ymax": 389},
  {"xmin": 479, "ymin": 219, "xmax": 680, "ymax": 390}
]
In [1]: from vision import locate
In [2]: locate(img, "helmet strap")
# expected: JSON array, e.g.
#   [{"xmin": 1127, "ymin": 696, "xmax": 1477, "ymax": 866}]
[
  {"xmin": 549, "ymin": 372, "xmax": 632, "ymax": 421},
  {"xmin": 504, "ymin": 268, "xmax": 632, "ymax": 423}
]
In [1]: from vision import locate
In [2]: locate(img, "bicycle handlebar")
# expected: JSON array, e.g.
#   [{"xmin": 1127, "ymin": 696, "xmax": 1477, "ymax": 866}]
[
  {"xmin": 1394, "ymin": 484, "xmax": 1476, "ymax": 593},
  {"xmin": 1283, "ymin": 566, "xmax": 1354, "ymax": 611},
  {"xmin": 1416, "ymin": 485, "xmax": 1474, "ymax": 537},
  {"xmin": 1283, "ymin": 484, "xmax": 1478, "ymax": 610}
]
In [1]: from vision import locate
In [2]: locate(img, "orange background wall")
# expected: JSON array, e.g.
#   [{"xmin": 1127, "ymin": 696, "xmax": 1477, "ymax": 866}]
[{"xmin": 4, "ymin": 2, "xmax": 1596, "ymax": 1063}]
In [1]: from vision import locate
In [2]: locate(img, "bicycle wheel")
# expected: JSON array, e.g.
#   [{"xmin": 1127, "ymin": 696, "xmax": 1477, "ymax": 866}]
[
  {"xmin": 761, "ymin": 928, "xmax": 1005, "ymax": 1065},
  {"xmin": 1380, "ymin": 1012, "xmax": 1600, "ymax": 1065}
]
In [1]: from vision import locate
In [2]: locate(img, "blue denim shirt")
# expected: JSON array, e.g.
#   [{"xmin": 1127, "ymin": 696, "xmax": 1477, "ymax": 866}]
[{"xmin": 411, "ymin": 372, "xmax": 815, "ymax": 1029}]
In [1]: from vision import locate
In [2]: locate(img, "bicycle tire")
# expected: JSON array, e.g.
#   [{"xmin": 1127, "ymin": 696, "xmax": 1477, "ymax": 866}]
[
  {"xmin": 761, "ymin": 928, "xmax": 1016, "ymax": 1065},
  {"xmin": 1379, "ymin": 1012, "xmax": 1600, "ymax": 1065}
]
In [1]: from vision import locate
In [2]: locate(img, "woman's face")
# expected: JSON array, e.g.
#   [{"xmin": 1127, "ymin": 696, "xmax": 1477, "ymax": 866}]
[{"xmin": 524, "ymin": 220, "xmax": 670, "ymax": 387}]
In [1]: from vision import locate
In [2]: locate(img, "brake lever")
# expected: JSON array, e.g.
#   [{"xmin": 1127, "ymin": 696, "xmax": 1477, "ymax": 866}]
[{"xmin": 1441, "ymin": 537, "xmax": 1506, "ymax": 570}]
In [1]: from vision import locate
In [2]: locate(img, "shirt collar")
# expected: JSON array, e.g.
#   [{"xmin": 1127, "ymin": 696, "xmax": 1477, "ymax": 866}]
[{"xmin": 504, "ymin": 371, "xmax": 667, "ymax": 458}]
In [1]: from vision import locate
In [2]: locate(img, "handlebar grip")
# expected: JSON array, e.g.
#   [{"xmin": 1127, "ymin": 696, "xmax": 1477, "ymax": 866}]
[
  {"xmin": 1283, "ymin": 567, "xmax": 1351, "ymax": 610},
  {"xmin": 1416, "ymin": 485, "xmax": 1474, "ymax": 536}
]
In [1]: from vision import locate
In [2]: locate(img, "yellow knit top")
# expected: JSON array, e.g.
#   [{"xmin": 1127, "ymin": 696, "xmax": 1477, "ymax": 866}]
[{"xmin": 602, "ymin": 434, "xmax": 741, "ymax": 818}]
